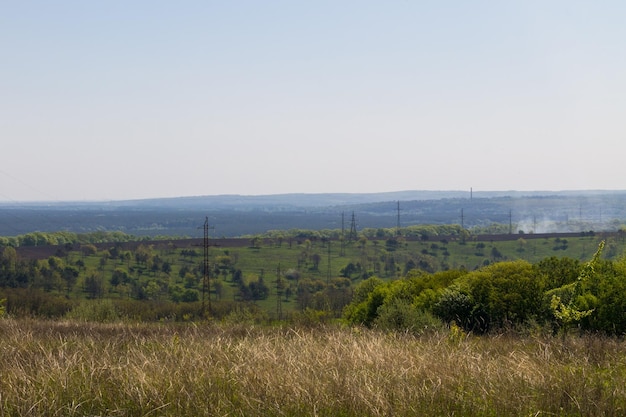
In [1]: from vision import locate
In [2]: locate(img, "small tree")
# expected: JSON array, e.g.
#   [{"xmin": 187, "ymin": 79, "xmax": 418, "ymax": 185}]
[{"xmin": 550, "ymin": 241, "xmax": 604, "ymax": 335}]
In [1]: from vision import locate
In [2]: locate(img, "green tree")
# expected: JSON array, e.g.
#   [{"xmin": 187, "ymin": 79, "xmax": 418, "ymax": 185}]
[
  {"xmin": 250, "ymin": 236, "xmax": 262, "ymax": 249},
  {"xmin": 62, "ymin": 265, "xmax": 79, "ymax": 295},
  {"xmin": 550, "ymin": 241, "xmax": 604, "ymax": 335},
  {"xmin": 144, "ymin": 281, "xmax": 162, "ymax": 300},
  {"xmin": 343, "ymin": 277, "xmax": 385, "ymax": 326},
  {"xmin": 84, "ymin": 273, "xmax": 105, "ymax": 299},
  {"xmin": 0, "ymin": 246, "xmax": 17, "ymax": 272},
  {"xmin": 456, "ymin": 260, "xmax": 545, "ymax": 332},
  {"xmin": 535, "ymin": 256, "xmax": 580, "ymax": 290}
]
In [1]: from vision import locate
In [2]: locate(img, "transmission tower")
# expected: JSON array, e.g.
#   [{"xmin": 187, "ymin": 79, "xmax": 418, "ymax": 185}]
[
  {"xmin": 396, "ymin": 201, "xmax": 401, "ymax": 236},
  {"xmin": 201, "ymin": 217, "xmax": 214, "ymax": 317},
  {"xmin": 327, "ymin": 240, "xmax": 332, "ymax": 284},
  {"xmin": 348, "ymin": 211, "xmax": 358, "ymax": 242},
  {"xmin": 275, "ymin": 264, "xmax": 283, "ymax": 320},
  {"xmin": 340, "ymin": 212, "xmax": 345, "ymax": 256}
]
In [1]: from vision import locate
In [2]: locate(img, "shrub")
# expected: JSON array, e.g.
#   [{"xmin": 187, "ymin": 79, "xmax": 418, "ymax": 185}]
[
  {"xmin": 374, "ymin": 299, "xmax": 443, "ymax": 334},
  {"xmin": 66, "ymin": 300, "xmax": 120, "ymax": 322}
]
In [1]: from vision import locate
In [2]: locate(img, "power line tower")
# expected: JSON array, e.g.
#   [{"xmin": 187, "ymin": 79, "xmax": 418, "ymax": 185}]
[
  {"xmin": 201, "ymin": 217, "xmax": 214, "ymax": 317},
  {"xmin": 326, "ymin": 240, "xmax": 332, "ymax": 284},
  {"xmin": 347, "ymin": 211, "xmax": 358, "ymax": 243},
  {"xmin": 396, "ymin": 201, "xmax": 401, "ymax": 236},
  {"xmin": 340, "ymin": 212, "xmax": 346, "ymax": 256},
  {"xmin": 275, "ymin": 263, "xmax": 283, "ymax": 320}
]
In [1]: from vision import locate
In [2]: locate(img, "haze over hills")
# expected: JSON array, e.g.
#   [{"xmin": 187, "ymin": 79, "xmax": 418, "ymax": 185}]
[{"xmin": 0, "ymin": 190, "xmax": 625, "ymax": 238}]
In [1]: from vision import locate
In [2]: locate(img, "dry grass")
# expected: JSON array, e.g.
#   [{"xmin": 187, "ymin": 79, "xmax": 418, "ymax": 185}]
[{"xmin": 1, "ymin": 319, "xmax": 625, "ymax": 416}]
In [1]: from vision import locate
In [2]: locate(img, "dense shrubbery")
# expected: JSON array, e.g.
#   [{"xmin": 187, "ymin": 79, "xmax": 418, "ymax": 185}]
[{"xmin": 344, "ymin": 242, "xmax": 626, "ymax": 335}]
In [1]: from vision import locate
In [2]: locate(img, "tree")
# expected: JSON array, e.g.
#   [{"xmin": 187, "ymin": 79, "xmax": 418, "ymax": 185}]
[
  {"xmin": 80, "ymin": 244, "xmax": 98, "ymax": 257},
  {"xmin": 535, "ymin": 256, "xmax": 580, "ymax": 290},
  {"xmin": 0, "ymin": 246, "xmax": 17, "ymax": 272},
  {"xmin": 240, "ymin": 276, "xmax": 269, "ymax": 301},
  {"xmin": 490, "ymin": 246, "xmax": 503, "ymax": 261},
  {"xmin": 134, "ymin": 244, "xmax": 154, "ymax": 266},
  {"xmin": 250, "ymin": 236, "xmax": 262, "ymax": 249},
  {"xmin": 550, "ymin": 241, "xmax": 604, "ymax": 335},
  {"xmin": 433, "ymin": 288, "xmax": 473, "ymax": 327},
  {"xmin": 111, "ymin": 268, "xmax": 129, "ymax": 287},
  {"xmin": 144, "ymin": 281, "xmax": 161, "ymax": 301},
  {"xmin": 454, "ymin": 260, "xmax": 545, "ymax": 332},
  {"xmin": 343, "ymin": 277, "xmax": 385, "ymax": 326},
  {"xmin": 84, "ymin": 273, "xmax": 105, "ymax": 299},
  {"xmin": 310, "ymin": 253, "xmax": 322, "ymax": 271},
  {"xmin": 62, "ymin": 265, "xmax": 79, "ymax": 295}
]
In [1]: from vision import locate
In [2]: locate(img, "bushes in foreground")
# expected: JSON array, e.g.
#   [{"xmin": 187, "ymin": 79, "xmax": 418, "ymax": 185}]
[{"xmin": 345, "ymin": 241, "xmax": 626, "ymax": 335}]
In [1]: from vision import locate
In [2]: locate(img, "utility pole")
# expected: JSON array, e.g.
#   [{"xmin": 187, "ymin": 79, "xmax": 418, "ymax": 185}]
[{"xmin": 460, "ymin": 208, "xmax": 464, "ymax": 230}]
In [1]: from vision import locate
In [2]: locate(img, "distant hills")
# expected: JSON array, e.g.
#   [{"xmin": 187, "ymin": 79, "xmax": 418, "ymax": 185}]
[{"xmin": 1, "ymin": 190, "xmax": 625, "ymax": 237}]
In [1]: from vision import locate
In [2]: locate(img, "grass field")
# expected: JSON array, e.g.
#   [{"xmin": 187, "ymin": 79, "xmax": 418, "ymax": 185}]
[
  {"xmin": 6, "ymin": 232, "xmax": 620, "ymax": 321},
  {"xmin": 1, "ymin": 319, "xmax": 625, "ymax": 416}
]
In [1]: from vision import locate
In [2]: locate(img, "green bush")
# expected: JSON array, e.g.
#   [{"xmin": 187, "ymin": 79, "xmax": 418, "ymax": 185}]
[
  {"xmin": 291, "ymin": 308, "xmax": 333, "ymax": 328},
  {"xmin": 433, "ymin": 287, "xmax": 474, "ymax": 327},
  {"xmin": 1, "ymin": 288, "xmax": 74, "ymax": 318},
  {"xmin": 66, "ymin": 299, "xmax": 120, "ymax": 322},
  {"xmin": 456, "ymin": 260, "xmax": 546, "ymax": 332},
  {"xmin": 374, "ymin": 298, "xmax": 443, "ymax": 334}
]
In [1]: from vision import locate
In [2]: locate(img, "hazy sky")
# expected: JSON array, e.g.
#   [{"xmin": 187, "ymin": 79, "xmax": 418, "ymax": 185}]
[{"xmin": 2, "ymin": 1, "xmax": 625, "ymax": 202}]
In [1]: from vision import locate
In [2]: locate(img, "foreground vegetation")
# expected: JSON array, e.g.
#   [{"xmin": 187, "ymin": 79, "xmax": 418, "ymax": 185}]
[{"xmin": 0, "ymin": 319, "xmax": 624, "ymax": 417}]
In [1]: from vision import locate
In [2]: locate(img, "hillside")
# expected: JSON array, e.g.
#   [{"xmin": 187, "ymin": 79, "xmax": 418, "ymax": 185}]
[{"xmin": 1, "ymin": 190, "xmax": 625, "ymax": 237}]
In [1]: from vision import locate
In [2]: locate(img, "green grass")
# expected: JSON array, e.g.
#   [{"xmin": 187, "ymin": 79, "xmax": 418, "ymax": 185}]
[{"xmin": 10, "ymin": 233, "xmax": 623, "ymax": 320}]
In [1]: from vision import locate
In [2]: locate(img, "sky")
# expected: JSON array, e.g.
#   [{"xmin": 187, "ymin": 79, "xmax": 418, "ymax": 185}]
[{"xmin": 1, "ymin": 1, "xmax": 625, "ymax": 202}]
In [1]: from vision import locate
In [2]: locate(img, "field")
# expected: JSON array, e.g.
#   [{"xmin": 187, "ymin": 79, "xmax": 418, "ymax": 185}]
[
  {"xmin": 1, "ymin": 319, "xmax": 625, "ymax": 416},
  {"xmin": 4, "ymin": 231, "xmax": 624, "ymax": 322}
]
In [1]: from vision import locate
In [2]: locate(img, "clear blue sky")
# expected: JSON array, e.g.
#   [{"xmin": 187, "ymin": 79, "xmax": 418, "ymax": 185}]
[{"xmin": 1, "ymin": 1, "xmax": 625, "ymax": 201}]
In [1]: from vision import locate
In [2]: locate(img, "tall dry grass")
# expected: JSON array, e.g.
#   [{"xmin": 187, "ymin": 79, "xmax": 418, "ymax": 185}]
[{"xmin": 0, "ymin": 319, "xmax": 625, "ymax": 416}]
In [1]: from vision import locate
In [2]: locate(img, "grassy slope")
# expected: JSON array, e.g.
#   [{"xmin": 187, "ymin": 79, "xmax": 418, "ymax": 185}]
[{"xmin": 59, "ymin": 233, "xmax": 622, "ymax": 319}]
